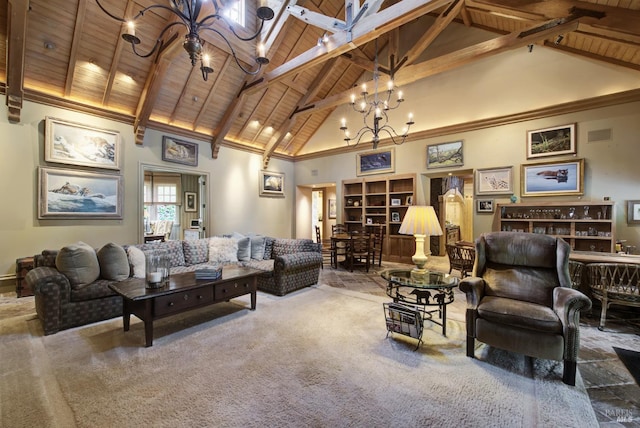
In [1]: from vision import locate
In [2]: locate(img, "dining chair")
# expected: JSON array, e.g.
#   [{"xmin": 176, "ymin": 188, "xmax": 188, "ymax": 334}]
[
  {"xmin": 346, "ymin": 229, "xmax": 371, "ymax": 272},
  {"xmin": 315, "ymin": 225, "xmax": 333, "ymax": 269},
  {"xmin": 331, "ymin": 224, "xmax": 349, "ymax": 268},
  {"xmin": 369, "ymin": 224, "xmax": 385, "ymax": 267}
]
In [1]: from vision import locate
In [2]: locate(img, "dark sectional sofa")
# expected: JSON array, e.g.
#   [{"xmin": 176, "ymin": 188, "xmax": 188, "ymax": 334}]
[{"xmin": 25, "ymin": 236, "xmax": 322, "ymax": 335}]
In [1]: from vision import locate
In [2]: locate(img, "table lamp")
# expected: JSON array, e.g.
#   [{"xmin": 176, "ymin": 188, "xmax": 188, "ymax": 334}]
[{"xmin": 398, "ymin": 205, "xmax": 443, "ymax": 280}]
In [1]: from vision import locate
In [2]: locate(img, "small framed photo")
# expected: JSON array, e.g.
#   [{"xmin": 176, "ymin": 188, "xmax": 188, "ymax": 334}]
[
  {"xmin": 527, "ymin": 123, "xmax": 576, "ymax": 159},
  {"xmin": 521, "ymin": 159, "xmax": 584, "ymax": 197},
  {"xmin": 476, "ymin": 199, "xmax": 495, "ymax": 213},
  {"xmin": 426, "ymin": 140, "xmax": 463, "ymax": 169},
  {"xmin": 38, "ymin": 167, "xmax": 123, "ymax": 219},
  {"xmin": 162, "ymin": 136, "xmax": 198, "ymax": 166},
  {"xmin": 390, "ymin": 198, "xmax": 401, "ymax": 206},
  {"xmin": 357, "ymin": 149, "xmax": 395, "ymax": 176},
  {"xmin": 366, "ymin": 218, "xmax": 373, "ymax": 225},
  {"xmin": 184, "ymin": 191, "xmax": 197, "ymax": 212},
  {"xmin": 628, "ymin": 200, "xmax": 640, "ymax": 225},
  {"xmin": 45, "ymin": 117, "xmax": 121, "ymax": 170},
  {"xmin": 391, "ymin": 212, "xmax": 400, "ymax": 222},
  {"xmin": 259, "ymin": 170, "xmax": 285, "ymax": 197},
  {"xmin": 328, "ymin": 199, "xmax": 337, "ymax": 219},
  {"xmin": 406, "ymin": 195, "xmax": 413, "ymax": 206},
  {"xmin": 476, "ymin": 166, "xmax": 513, "ymax": 195}
]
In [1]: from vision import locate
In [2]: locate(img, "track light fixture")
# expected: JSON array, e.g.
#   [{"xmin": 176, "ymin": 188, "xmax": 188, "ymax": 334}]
[
  {"xmin": 96, "ymin": 0, "xmax": 274, "ymax": 81},
  {"xmin": 555, "ymin": 35, "xmax": 564, "ymax": 45},
  {"xmin": 528, "ymin": 44, "xmax": 534, "ymax": 53}
]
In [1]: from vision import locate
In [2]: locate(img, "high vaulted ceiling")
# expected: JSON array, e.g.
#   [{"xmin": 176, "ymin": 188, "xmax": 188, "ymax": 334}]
[{"xmin": 2, "ymin": 0, "xmax": 640, "ymax": 167}]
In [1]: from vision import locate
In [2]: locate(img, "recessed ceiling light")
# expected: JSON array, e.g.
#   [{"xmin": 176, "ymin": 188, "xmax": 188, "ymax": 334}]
[{"xmin": 44, "ymin": 42, "xmax": 56, "ymax": 50}]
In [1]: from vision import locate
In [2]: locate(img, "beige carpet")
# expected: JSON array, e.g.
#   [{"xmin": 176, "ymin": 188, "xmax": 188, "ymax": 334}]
[{"xmin": 1, "ymin": 283, "xmax": 597, "ymax": 427}]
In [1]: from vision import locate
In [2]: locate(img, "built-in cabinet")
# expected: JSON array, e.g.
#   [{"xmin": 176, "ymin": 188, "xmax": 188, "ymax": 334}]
[
  {"xmin": 342, "ymin": 174, "xmax": 416, "ymax": 263},
  {"xmin": 496, "ymin": 201, "xmax": 615, "ymax": 252}
]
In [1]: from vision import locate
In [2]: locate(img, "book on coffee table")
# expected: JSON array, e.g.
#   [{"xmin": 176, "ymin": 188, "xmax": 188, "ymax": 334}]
[{"xmin": 195, "ymin": 265, "xmax": 222, "ymax": 280}]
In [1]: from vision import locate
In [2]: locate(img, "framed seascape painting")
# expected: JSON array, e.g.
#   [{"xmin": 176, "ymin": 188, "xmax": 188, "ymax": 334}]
[
  {"xmin": 162, "ymin": 136, "xmax": 198, "ymax": 166},
  {"xmin": 356, "ymin": 148, "xmax": 395, "ymax": 176},
  {"xmin": 45, "ymin": 117, "xmax": 121, "ymax": 170},
  {"xmin": 38, "ymin": 167, "xmax": 123, "ymax": 219},
  {"xmin": 527, "ymin": 123, "xmax": 576, "ymax": 159},
  {"xmin": 476, "ymin": 166, "xmax": 514, "ymax": 195},
  {"xmin": 426, "ymin": 140, "xmax": 463, "ymax": 169},
  {"xmin": 259, "ymin": 170, "xmax": 285, "ymax": 197},
  {"xmin": 521, "ymin": 159, "xmax": 584, "ymax": 197}
]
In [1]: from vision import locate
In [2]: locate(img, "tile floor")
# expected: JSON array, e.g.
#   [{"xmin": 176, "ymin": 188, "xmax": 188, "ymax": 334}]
[{"xmin": 320, "ymin": 256, "xmax": 640, "ymax": 427}]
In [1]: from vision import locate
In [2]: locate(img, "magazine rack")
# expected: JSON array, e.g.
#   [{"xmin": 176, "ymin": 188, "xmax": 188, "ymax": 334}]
[{"xmin": 383, "ymin": 302, "xmax": 424, "ymax": 350}]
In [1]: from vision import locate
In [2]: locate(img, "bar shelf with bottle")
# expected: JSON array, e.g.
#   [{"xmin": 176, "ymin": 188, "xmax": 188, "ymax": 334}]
[{"xmin": 496, "ymin": 201, "xmax": 615, "ymax": 252}]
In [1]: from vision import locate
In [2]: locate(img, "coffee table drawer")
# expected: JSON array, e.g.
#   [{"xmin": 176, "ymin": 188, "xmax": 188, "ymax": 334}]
[
  {"xmin": 215, "ymin": 280, "xmax": 254, "ymax": 300},
  {"xmin": 154, "ymin": 287, "xmax": 214, "ymax": 316}
]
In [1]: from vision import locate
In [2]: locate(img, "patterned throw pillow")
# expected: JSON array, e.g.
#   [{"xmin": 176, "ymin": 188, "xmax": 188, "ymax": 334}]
[
  {"xmin": 208, "ymin": 237, "xmax": 239, "ymax": 264},
  {"xmin": 136, "ymin": 241, "xmax": 185, "ymax": 268},
  {"xmin": 183, "ymin": 238, "xmax": 209, "ymax": 265}
]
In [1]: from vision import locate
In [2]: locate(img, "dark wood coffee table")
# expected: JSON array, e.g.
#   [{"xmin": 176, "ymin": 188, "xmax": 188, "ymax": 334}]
[{"xmin": 109, "ymin": 265, "xmax": 262, "ymax": 347}]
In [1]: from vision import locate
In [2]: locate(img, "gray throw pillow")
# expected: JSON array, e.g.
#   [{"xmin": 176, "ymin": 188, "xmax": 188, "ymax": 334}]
[
  {"xmin": 249, "ymin": 235, "xmax": 266, "ymax": 260},
  {"xmin": 233, "ymin": 232, "xmax": 251, "ymax": 262},
  {"xmin": 97, "ymin": 243, "xmax": 130, "ymax": 281},
  {"xmin": 55, "ymin": 242, "xmax": 100, "ymax": 289}
]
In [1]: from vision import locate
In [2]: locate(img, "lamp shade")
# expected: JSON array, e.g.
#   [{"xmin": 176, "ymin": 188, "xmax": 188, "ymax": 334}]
[{"xmin": 398, "ymin": 205, "xmax": 443, "ymax": 236}]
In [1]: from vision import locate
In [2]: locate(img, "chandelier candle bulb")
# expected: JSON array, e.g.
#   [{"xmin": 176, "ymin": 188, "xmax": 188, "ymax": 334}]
[
  {"xmin": 126, "ymin": 22, "xmax": 135, "ymax": 37},
  {"xmin": 202, "ymin": 54, "xmax": 210, "ymax": 69},
  {"xmin": 398, "ymin": 91, "xmax": 403, "ymax": 102},
  {"xmin": 387, "ymin": 80, "xmax": 393, "ymax": 91}
]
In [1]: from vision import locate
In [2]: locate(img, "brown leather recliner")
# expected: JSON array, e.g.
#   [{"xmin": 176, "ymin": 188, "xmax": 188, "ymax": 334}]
[{"xmin": 459, "ymin": 232, "xmax": 592, "ymax": 385}]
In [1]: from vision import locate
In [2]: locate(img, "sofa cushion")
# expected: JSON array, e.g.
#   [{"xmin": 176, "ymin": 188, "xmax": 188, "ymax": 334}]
[
  {"xmin": 127, "ymin": 246, "xmax": 146, "ymax": 279},
  {"xmin": 55, "ymin": 242, "xmax": 100, "ymax": 289},
  {"xmin": 249, "ymin": 234, "xmax": 267, "ymax": 260},
  {"xmin": 231, "ymin": 232, "xmax": 252, "ymax": 262},
  {"xmin": 136, "ymin": 241, "xmax": 185, "ymax": 268},
  {"xmin": 183, "ymin": 238, "xmax": 209, "ymax": 265},
  {"xmin": 209, "ymin": 237, "xmax": 238, "ymax": 264},
  {"xmin": 97, "ymin": 243, "xmax": 130, "ymax": 281},
  {"xmin": 263, "ymin": 237, "xmax": 275, "ymax": 260}
]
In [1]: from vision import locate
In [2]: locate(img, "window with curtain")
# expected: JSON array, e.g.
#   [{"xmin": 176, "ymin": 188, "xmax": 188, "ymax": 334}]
[{"xmin": 144, "ymin": 173, "xmax": 181, "ymax": 232}]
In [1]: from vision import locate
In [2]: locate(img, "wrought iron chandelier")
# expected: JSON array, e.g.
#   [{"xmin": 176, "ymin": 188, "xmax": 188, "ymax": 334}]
[
  {"xmin": 340, "ymin": 42, "xmax": 414, "ymax": 150},
  {"xmin": 96, "ymin": 0, "xmax": 274, "ymax": 81}
]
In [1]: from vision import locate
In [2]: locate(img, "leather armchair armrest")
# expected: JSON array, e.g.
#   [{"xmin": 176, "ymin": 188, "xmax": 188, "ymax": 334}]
[
  {"xmin": 458, "ymin": 277, "xmax": 486, "ymax": 310},
  {"xmin": 553, "ymin": 287, "xmax": 592, "ymax": 360}
]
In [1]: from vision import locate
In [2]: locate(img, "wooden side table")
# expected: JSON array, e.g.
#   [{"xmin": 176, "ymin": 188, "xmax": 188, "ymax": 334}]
[{"xmin": 15, "ymin": 256, "xmax": 35, "ymax": 297}]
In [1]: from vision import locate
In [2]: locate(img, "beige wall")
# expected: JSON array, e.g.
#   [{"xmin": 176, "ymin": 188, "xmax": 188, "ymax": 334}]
[
  {"xmin": 0, "ymin": 99, "xmax": 295, "ymax": 277},
  {"xmin": 294, "ymin": 101, "xmax": 640, "ymax": 252}
]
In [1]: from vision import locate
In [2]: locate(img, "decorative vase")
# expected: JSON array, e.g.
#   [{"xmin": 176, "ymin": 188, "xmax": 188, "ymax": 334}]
[{"xmin": 146, "ymin": 252, "xmax": 170, "ymax": 289}]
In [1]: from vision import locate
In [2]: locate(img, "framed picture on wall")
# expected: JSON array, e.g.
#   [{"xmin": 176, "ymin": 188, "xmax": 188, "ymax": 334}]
[
  {"xmin": 162, "ymin": 136, "xmax": 198, "ymax": 166},
  {"xmin": 185, "ymin": 191, "xmax": 197, "ymax": 212},
  {"xmin": 328, "ymin": 199, "xmax": 337, "ymax": 219},
  {"xmin": 526, "ymin": 123, "xmax": 576, "ymax": 159},
  {"xmin": 521, "ymin": 159, "xmax": 584, "ymax": 197},
  {"xmin": 476, "ymin": 199, "xmax": 495, "ymax": 213},
  {"xmin": 38, "ymin": 167, "xmax": 123, "ymax": 219},
  {"xmin": 426, "ymin": 140, "xmax": 463, "ymax": 169},
  {"xmin": 356, "ymin": 148, "xmax": 395, "ymax": 176},
  {"xmin": 475, "ymin": 166, "xmax": 514, "ymax": 195},
  {"xmin": 628, "ymin": 200, "xmax": 640, "ymax": 225},
  {"xmin": 45, "ymin": 117, "xmax": 121, "ymax": 170},
  {"xmin": 259, "ymin": 170, "xmax": 285, "ymax": 197}
]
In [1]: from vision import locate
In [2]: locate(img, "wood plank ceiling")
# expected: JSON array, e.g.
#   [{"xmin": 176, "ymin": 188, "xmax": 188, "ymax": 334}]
[{"xmin": 2, "ymin": 0, "xmax": 639, "ymax": 167}]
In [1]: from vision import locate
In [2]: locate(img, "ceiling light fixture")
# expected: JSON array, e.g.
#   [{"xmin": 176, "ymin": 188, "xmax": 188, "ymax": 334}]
[
  {"xmin": 339, "ymin": 40, "xmax": 414, "ymax": 150},
  {"xmin": 95, "ymin": 0, "xmax": 274, "ymax": 81},
  {"xmin": 555, "ymin": 35, "xmax": 564, "ymax": 45}
]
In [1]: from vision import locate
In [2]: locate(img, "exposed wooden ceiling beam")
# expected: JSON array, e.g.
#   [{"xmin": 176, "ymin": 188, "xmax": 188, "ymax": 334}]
[
  {"xmin": 296, "ymin": 13, "xmax": 592, "ymax": 117},
  {"xmin": 63, "ymin": 0, "xmax": 86, "ymax": 98},
  {"xmin": 194, "ymin": 55, "xmax": 233, "ymax": 130},
  {"xmin": 103, "ymin": 2, "xmax": 138, "ymax": 106},
  {"xmin": 5, "ymin": 0, "xmax": 29, "ymax": 123},
  {"xmin": 244, "ymin": 0, "xmax": 452, "ymax": 95},
  {"xmin": 133, "ymin": 34, "xmax": 182, "ymax": 145},
  {"xmin": 262, "ymin": 57, "xmax": 338, "ymax": 168},
  {"xmin": 402, "ymin": 0, "xmax": 464, "ymax": 67}
]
